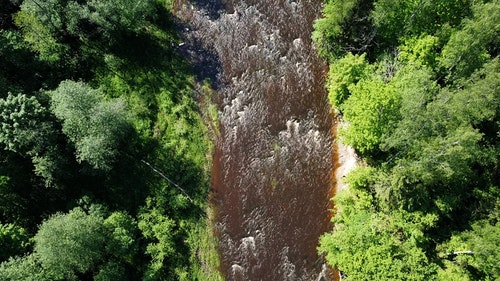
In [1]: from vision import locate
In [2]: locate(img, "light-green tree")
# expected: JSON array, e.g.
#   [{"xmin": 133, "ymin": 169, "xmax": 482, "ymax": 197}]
[
  {"xmin": 50, "ymin": 80, "xmax": 133, "ymax": 172},
  {"xmin": 340, "ymin": 77, "xmax": 400, "ymax": 154},
  {"xmin": 104, "ymin": 211, "xmax": 139, "ymax": 263},
  {"xmin": 326, "ymin": 52, "xmax": 373, "ymax": 109},
  {"xmin": 319, "ymin": 183, "xmax": 439, "ymax": 280},
  {"xmin": 34, "ymin": 207, "xmax": 107, "ymax": 280},
  {"xmin": 138, "ymin": 204, "xmax": 176, "ymax": 281},
  {"xmin": 0, "ymin": 255, "xmax": 52, "ymax": 281}
]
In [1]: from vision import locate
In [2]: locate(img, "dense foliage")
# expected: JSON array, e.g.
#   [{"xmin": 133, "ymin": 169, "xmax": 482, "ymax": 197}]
[
  {"xmin": 0, "ymin": 0, "xmax": 222, "ymax": 280},
  {"xmin": 314, "ymin": 0, "xmax": 499, "ymax": 280}
]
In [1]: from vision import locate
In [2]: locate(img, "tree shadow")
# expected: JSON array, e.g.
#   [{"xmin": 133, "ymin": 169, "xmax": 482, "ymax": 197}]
[
  {"xmin": 188, "ymin": 0, "xmax": 226, "ymax": 20},
  {"xmin": 171, "ymin": 0, "xmax": 228, "ymax": 90},
  {"xmin": 176, "ymin": 33, "xmax": 223, "ymax": 90}
]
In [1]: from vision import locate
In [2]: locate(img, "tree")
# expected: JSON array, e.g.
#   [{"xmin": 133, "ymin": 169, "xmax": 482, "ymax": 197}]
[
  {"xmin": 0, "ymin": 223, "xmax": 30, "ymax": 262},
  {"xmin": 14, "ymin": 0, "xmax": 155, "ymax": 66},
  {"xmin": 0, "ymin": 93, "xmax": 51, "ymax": 154},
  {"xmin": 0, "ymin": 255, "xmax": 52, "ymax": 281},
  {"xmin": 319, "ymin": 187, "xmax": 438, "ymax": 280},
  {"xmin": 438, "ymin": 220, "xmax": 500, "ymax": 280},
  {"xmin": 316, "ymin": 1, "xmax": 500, "ymax": 279},
  {"xmin": 84, "ymin": 0, "xmax": 154, "ymax": 37},
  {"xmin": 1, "ymin": 1, "xmax": 216, "ymax": 280},
  {"xmin": 340, "ymin": 77, "xmax": 401, "ymax": 154},
  {"xmin": 379, "ymin": 65, "xmax": 438, "ymax": 152},
  {"xmin": 0, "ymin": 30, "xmax": 49, "ymax": 96},
  {"xmin": 327, "ymin": 52, "xmax": 373, "ymax": 108},
  {"xmin": 0, "ymin": 206, "xmax": 141, "ymax": 280},
  {"xmin": 0, "ymin": 0, "xmax": 19, "ymax": 30},
  {"xmin": 372, "ymin": 0, "xmax": 472, "ymax": 48},
  {"xmin": 138, "ymin": 205, "xmax": 176, "ymax": 281},
  {"xmin": 33, "ymin": 207, "xmax": 107, "ymax": 280},
  {"xmin": 312, "ymin": 0, "xmax": 375, "ymax": 59},
  {"xmin": 0, "ymin": 93, "xmax": 65, "ymax": 185},
  {"xmin": 103, "ymin": 211, "xmax": 139, "ymax": 263},
  {"xmin": 13, "ymin": 0, "xmax": 69, "ymax": 63},
  {"xmin": 93, "ymin": 261, "xmax": 128, "ymax": 281},
  {"xmin": 398, "ymin": 35, "xmax": 440, "ymax": 69},
  {"xmin": 438, "ymin": 0, "xmax": 500, "ymax": 81},
  {"xmin": 50, "ymin": 80, "xmax": 133, "ymax": 172}
]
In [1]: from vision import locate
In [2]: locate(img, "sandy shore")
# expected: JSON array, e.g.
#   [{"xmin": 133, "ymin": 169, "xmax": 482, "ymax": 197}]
[{"xmin": 333, "ymin": 118, "xmax": 359, "ymax": 194}]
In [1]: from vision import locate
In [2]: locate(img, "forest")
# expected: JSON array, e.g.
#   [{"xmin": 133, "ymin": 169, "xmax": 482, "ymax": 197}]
[
  {"xmin": 313, "ymin": 0, "xmax": 499, "ymax": 280},
  {"xmin": 2, "ymin": 0, "xmax": 499, "ymax": 280},
  {"xmin": 0, "ymin": 0, "xmax": 222, "ymax": 280}
]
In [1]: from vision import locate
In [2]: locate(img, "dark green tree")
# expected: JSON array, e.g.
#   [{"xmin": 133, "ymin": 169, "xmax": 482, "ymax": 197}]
[
  {"xmin": 312, "ymin": 0, "xmax": 375, "ymax": 59},
  {"xmin": 438, "ymin": 220, "xmax": 500, "ymax": 280},
  {"xmin": 438, "ymin": 0, "xmax": 500, "ymax": 81},
  {"xmin": 0, "ymin": 93, "xmax": 66, "ymax": 186},
  {"xmin": 0, "ymin": 223, "xmax": 30, "ymax": 262},
  {"xmin": 13, "ymin": 0, "xmax": 155, "ymax": 80}
]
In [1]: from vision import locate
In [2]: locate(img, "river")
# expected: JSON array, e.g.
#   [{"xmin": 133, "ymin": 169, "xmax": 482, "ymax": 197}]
[{"xmin": 175, "ymin": 0, "xmax": 336, "ymax": 280}]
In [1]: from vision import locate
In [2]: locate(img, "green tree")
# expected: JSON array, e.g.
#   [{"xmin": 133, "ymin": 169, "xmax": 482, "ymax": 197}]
[
  {"xmin": 319, "ymin": 187, "xmax": 438, "ymax": 280},
  {"xmin": 0, "ymin": 0, "xmax": 19, "ymax": 30},
  {"xmin": 1, "ymin": 206, "xmax": 143, "ymax": 280},
  {"xmin": 14, "ymin": 0, "xmax": 156, "ymax": 80},
  {"xmin": 83, "ymin": 0, "xmax": 154, "ymax": 38},
  {"xmin": 327, "ymin": 52, "xmax": 373, "ymax": 108},
  {"xmin": 13, "ymin": 1, "xmax": 69, "ymax": 63},
  {"xmin": 103, "ymin": 211, "xmax": 139, "ymax": 263},
  {"xmin": 0, "ymin": 30, "xmax": 49, "ymax": 96},
  {"xmin": 398, "ymin": 35, "xmax": 440, "ymax": 69},
  {"xmin": 312, "ymin": 0, "xmax": 375, "ymax": 59},
  {"xmin": 0, "ymin": 255, "xmax": 51, "ymax": 281},
  {"xmin": 340, "ymin": 78, "xmax": 400, "ymax": 154},
  {"xmin": 138, "ymin": 205, "xmax": 176, "ymax": 281},
  {"xmin": 34, "ymin": 207, "xmax": 107, "ymax": 280},
  {"xmin": 316, "ymin": 1, "xmax": 500, "ymax": 280},
  {"xmin": 438, "ymin": 0, "xmax": 500, "ymax": 81},
  {"xmin": 0, "ymin": 93, "xmax": 51, "ymax": 154},
  {"xmin": 372, "ymin": 0, "xmax": 472, "ymax": 47},
  {"xmin": 380, "ymin": 65, "xmax": 438, "ymax": 152},
  {"xmin": 50, "ymin": 80, "xmax": 133, "ymax": 172},
  {"xmin": 1, "ymin": 1, "xmax": 217, "ymax": 280},
  {"xmin": 0, "ymin": 223, "xmax": 30, "ymax": 262},
  {"xmin": 94, "ymin": 261, "xmax": 128, "ymax": 281},
  {"xmin": 380, "ymin": 60, "xmax": 499, "ymax": 213},
  {"xmin": 0, "ymin": 93, "xmax": 65, "ymax": 185},
  {"xmin": 438, "ymin": 221, "xmax": 500, "ymax": 280}
]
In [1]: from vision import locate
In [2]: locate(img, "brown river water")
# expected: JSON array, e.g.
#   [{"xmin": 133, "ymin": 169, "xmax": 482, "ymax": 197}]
[{"xmin": 175, "ymin": 1, "xmax": 337, "ymax": 280}]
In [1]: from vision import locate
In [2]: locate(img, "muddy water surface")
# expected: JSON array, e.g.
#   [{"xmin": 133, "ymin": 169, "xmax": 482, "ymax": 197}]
[{"xmin": 176, "ymin": 1, "xmax": 336, "ymax": 280}]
